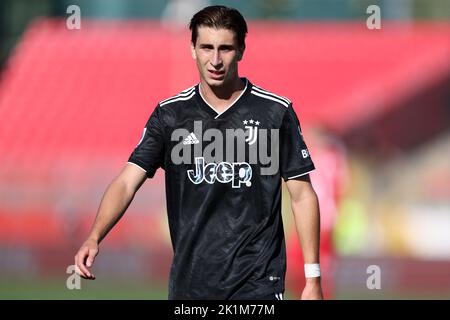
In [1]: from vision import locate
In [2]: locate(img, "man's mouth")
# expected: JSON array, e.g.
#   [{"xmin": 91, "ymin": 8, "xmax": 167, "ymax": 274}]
[{"xmin": 208, "ymin": 70, "xmax": 225, "ymax": 78}]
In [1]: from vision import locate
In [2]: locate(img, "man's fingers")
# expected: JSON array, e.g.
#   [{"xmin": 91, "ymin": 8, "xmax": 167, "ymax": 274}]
[
  {"xmin": 75, "ymin": 248, "xmax": 93, "ymax": 279},
  {"xmin": 75, "ymin": 253, "xmax": 90, "ymax": 278},
  {"xmin": 86, "ymin": 248, "xmax": 98, "ymax": 267},
  {"xmin": 74, "ymin": 255, "xmax": 87, "ymax": 278},
  {"xmin": 74, "ymin": 263, "xmax": 87, "ymax": 279}
]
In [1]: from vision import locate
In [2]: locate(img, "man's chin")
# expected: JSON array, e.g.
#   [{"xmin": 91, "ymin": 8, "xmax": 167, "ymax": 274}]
[{"xmin": 206, "ymin": 78, "xmax": 225, "ymax": 87}]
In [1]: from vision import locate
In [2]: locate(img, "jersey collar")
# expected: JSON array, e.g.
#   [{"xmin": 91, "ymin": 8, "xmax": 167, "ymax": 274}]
[{"xmin": 196, "ymin": 78, "xmax": 251, "ymax": 119}]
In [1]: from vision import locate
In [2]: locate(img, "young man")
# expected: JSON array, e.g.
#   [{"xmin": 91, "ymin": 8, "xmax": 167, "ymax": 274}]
[{"xmin": 75, "ymin": 5, "xmax": 323, "ymax": 300}]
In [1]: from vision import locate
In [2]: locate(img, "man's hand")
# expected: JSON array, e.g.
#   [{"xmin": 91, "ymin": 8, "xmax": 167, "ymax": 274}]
[
  {"xmin": 74, "ymin": 238, "xmax": 99, "ymax": 280},
  {"xmin": 301, "ymin": 278, "xmax": 324, "ymax": 300}
]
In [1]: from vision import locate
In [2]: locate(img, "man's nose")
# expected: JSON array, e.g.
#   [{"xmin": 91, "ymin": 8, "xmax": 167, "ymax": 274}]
[{"xmin": 211, "ymin": 50, "xmax": 222, "ymax": 68}]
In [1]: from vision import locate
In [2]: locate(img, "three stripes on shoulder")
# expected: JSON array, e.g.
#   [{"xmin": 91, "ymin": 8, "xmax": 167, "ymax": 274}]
[
  {"xmin": 250, "ymin": 85, "xmax": 291, "ymax": 108},
  {"xmin": 159, "ymin": 86, "xmax": 196, "ymax": 107}
]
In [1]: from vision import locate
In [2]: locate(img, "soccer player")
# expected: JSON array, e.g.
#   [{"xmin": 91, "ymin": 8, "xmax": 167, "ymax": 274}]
[{"xmin": 74, "ymin": 5, "xmax": 323, "ymax": 300}]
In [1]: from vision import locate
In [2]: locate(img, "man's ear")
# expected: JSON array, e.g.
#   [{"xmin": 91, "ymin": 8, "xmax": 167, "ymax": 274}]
[{"xmin": 191, "ymin": 42, "xmax": 197, "ymax": 60}]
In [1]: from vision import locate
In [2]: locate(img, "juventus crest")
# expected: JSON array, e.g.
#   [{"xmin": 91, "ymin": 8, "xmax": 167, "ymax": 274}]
[{"xmin": 243, "ymin": 119, "xmax": 260, "ymax": 145}]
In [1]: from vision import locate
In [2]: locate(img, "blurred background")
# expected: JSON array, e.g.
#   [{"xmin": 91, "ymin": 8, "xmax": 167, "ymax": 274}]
[{"xmin": 0, "ymin": 0, "xmax": 449, "ymax": 300}]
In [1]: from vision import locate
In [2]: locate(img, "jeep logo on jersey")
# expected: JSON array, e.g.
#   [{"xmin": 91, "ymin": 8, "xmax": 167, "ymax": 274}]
[
  {"xmin": 187, "ymin": 157, "xmax": 252, "ymax": 188},
  {"xmin": 170, "ymin": 121, "xmax": 279, "ymax": 176}
]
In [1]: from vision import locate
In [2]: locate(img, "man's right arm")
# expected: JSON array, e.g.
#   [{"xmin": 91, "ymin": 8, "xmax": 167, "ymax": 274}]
[{"xmin": 74, "ymin": 163, "xmax": 147, "ymax": 279}]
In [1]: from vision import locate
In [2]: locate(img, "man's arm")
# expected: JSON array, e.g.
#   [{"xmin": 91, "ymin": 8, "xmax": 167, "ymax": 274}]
[
  {"xmin": 286, "ymin": 174, "xmax": 323, "ymax": 300},
  {"xmin": 74, "ymin": 163, "xmax": 147, "ymax": 279}
]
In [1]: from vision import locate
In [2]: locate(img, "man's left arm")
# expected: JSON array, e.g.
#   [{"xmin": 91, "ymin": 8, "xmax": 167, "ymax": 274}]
[{"xmin": 286, "ymin": 174, "xmax": 323, "ymax": 300}]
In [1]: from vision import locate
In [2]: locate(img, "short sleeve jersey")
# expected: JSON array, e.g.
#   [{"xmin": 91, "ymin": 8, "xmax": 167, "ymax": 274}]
[{"xmin": 128, "ymin": 78, "xmax": 315, "ymax": 299}]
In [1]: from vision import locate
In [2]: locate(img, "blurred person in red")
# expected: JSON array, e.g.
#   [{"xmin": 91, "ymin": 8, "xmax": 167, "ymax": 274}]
[
  {"xmin": 286, "ymin": 124, "xmax": 349, "ymax": 300},
  {"xmin": 74, "ymin": 5, "xmax": 323, "ymax": 300}
]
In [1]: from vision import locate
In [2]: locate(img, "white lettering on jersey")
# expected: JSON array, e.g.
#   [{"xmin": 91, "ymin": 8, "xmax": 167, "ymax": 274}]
[
  {"xmin": 301, "ymin": 149, "xmax": 309, "ymax": 158},
  {"xmin": 187, "ymin": 157, "xmax": 252, "ymax": 188}
]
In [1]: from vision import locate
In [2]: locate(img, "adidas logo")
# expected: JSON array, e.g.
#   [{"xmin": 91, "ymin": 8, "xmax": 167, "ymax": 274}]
[{"xmin": 183, "ymin": 132, "xmax": 199, "ymax": 145}]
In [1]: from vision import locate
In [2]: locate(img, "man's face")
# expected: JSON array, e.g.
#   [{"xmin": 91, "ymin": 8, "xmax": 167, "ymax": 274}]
[{"xmin": 191, "ymin": 26, "xmax": 243, "ymax": 88}]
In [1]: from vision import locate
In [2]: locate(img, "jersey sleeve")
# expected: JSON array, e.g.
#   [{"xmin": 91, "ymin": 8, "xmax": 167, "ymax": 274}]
[
  {"xmin": 279, "ymin": 104, "xmax": 315, "ymax": 181},
  {"xmin": 127, "ymin": 104, "xmax": 165, "ymax": 178}
]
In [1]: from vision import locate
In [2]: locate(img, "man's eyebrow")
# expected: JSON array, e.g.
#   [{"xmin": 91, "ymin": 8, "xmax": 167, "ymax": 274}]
[
  {"xmin": 198, "ymin": 43, "xmax": 235, "ymax": 49},
  {"xmin": 218, "ymin": 44, "xmax": 235, "ymax": 50}
]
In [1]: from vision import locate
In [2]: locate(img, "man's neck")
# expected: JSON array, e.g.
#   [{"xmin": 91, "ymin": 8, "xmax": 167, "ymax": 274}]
[{"xmin": 199, "ymin": 77, "xmax": 246, "ymax": 113}]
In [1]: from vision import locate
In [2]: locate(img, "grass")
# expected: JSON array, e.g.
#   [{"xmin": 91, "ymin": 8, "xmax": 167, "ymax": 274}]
[
  {"xmin": 1, "ymin": 277, "xmax": 449, "ymax": 300},
  {"xmin": 0, "ymin": 276, "xmax": 168, "ymax": 300}
]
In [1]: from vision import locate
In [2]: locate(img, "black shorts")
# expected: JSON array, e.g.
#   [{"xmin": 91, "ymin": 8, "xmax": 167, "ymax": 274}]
[{"xmin": 257, "ymin": 292, "xmax": 284, "ymax": 300}]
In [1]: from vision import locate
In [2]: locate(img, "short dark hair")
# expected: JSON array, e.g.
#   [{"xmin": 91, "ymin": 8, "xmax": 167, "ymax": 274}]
[{"xmin": 189, "ymin": 5, "xmax": 248, "ymax": 50}]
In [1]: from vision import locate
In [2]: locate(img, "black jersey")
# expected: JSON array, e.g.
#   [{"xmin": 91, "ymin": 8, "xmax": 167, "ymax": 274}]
[{"xmin": 128, "ymin": 78, "xmax": 315, "ymax": 299}]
